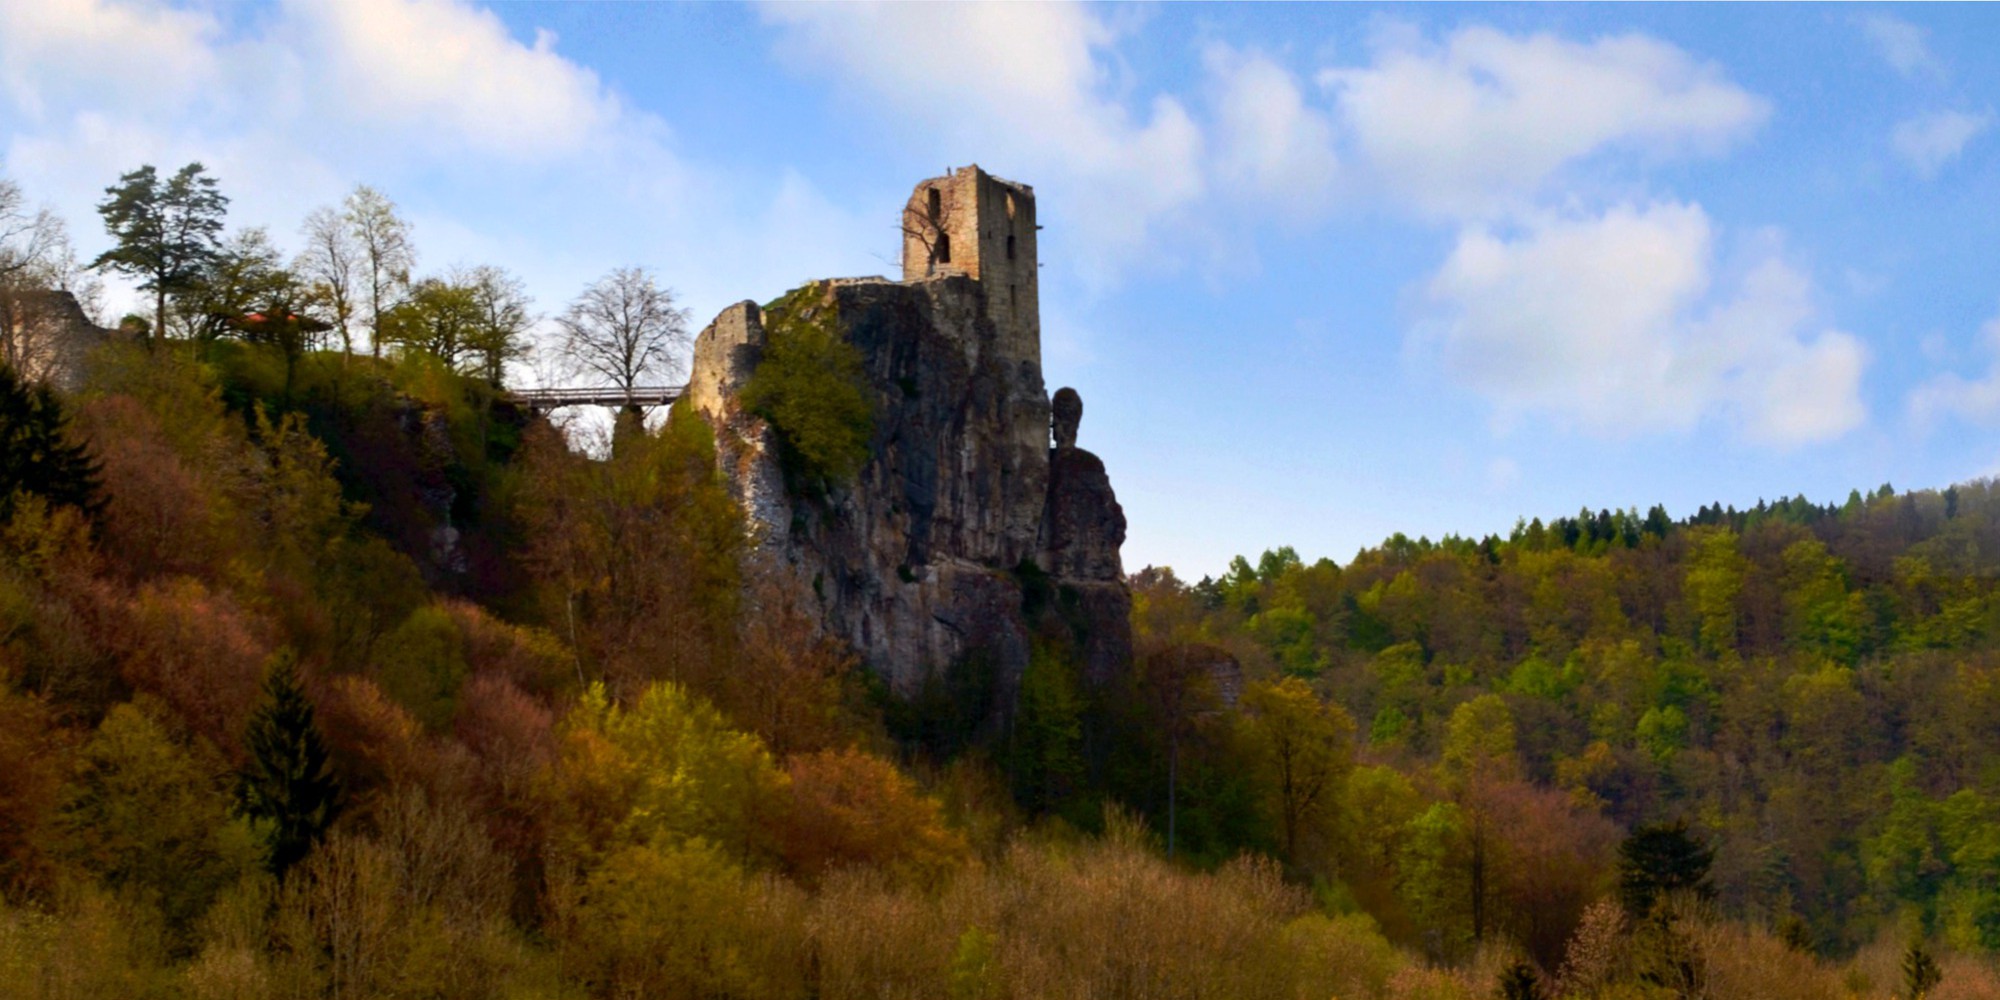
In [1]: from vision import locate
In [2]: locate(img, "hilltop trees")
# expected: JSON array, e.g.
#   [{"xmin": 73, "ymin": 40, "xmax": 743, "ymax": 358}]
[
  {"xmin": 92, "ymin": 162, "xmax": 229, "ymax": 348},
  {"xmin": 296, "ymin": 205, "xmax": 360, "ymax": 355},
  {"xmin": 343, "ymin": 184, "xmax": 417, "ymax": 357}
]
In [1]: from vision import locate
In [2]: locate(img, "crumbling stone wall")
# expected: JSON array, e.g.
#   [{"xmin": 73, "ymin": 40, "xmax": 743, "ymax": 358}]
[{"xmin": 1, "ymin": 289, "xmax": 115, "ymax": 391}]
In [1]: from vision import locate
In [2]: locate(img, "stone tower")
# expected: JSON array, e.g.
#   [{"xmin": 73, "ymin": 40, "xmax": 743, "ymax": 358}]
[{"xmin": 902, "ymin": 165, "xmax": 1040, "ymax": 366}]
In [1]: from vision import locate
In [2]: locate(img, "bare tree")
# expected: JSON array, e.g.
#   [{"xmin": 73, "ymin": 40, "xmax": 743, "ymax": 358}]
[
  {"xmin": 554, "ymin": 267, "xmax": 691, "ymax": 405},
  {"xmin": 0, "ymin": 178, "xmax": 63, "ymax": 287},
  {"xmin": 1, "ymin": 176, "xmax": 97, "ymax": 376},
  {"xmin": 899, "ymin": 184, "xmax": 953, "ymax": 276},
  {"xmin": 342, "ymin": 185, "xmax": 415, "ymax": 358},
  {"xmin": 297, "ymin": 205, "xmax": 360, "ymax": 355},
  {"xmin": 462, "ymin": 264, "xmax": 534, "ymax": 385}
]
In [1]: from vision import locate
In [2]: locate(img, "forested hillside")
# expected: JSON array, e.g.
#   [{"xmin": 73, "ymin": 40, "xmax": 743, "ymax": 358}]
[{"xmin": 6, "ymin": 163, "xmax": 2000, "ymax": 999}]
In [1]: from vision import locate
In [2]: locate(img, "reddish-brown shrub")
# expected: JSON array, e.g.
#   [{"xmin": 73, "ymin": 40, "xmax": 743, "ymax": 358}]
[{"xmin": 110, "ymin": 577, "xmax": 270, "ymax": 761}]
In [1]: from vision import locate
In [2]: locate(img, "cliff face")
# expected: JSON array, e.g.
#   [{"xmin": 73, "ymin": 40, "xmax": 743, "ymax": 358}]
[{"xmin": 687, "ymin": 273, "xmax": 1129, "ymax": 701}]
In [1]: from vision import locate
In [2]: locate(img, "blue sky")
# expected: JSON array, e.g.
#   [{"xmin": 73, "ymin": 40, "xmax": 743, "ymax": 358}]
[{"xmin": 4, "ymin": 2, "xmax": 1998, "ymax": 577}]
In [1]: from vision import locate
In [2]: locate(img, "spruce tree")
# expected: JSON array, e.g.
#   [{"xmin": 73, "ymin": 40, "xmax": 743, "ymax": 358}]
[
  {"xmin": 0, "ymin": 362, "xmax": 101, "ymax": 522},
  {"xmin": 1497, "ymin": 960, "xmax": 1543, "ymax": 1000},
  {"xmin": 241, "ymin": 652, "xmax": 341, "ymax": 878},
  {"xmin": 1618, "ymin": 819, "xmax": 1715, "ymax": 920},
  {"xmin": 1901, "ymin": 939, "xmax": 1941, "ymax": 1000}
]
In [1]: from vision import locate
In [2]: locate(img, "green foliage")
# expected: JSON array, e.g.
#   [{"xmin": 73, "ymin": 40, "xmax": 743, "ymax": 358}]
[
  {"xmin": 1240, "ymin": 676, "xmax": 1354, "ymax": 865},
  {"xmin": 375, "ymin": 605, "xmax": 468, "ymax": 730},
  {"xmin": 564, "ymin": 838, "xmax": 800, "ymax": 1000},
  {"xmin": 239, "ymin": 653, "xmax": 342, "ymax": 879},
  {"xmin": 552, "ymin": 681, "xmax": 783, "ymax": 859},
  {"xmin": 742, "ymin": 283, "xmax": 875, "ymax": 489},
  {"xmin": 0, "ymin": 362, "xmax": 101, "ymax": 522},
  {"xmin": 375, "ymin": 267, "xmax": 529, "ymax": 382},
  {"xmin": 91, "ymin": 162, "xmax": 229, "ymax": 346},
  {"xmin": 1010, "ymin": 642, "xmax": 1085, "ymax": 817},
  {"xmin": 1685, "ymin": 527, "xmax": 1747, "ymax": 656},
  {"xmin": 948, "ymin": 926, "xmax": 1001, "ymax": 1000},
  {"xmin": 58, "ymin": 700, "xmax": 260, "ymax": 943}
]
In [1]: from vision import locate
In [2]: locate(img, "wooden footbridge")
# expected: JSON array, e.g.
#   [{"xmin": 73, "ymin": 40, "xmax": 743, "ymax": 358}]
[{"xmin": 509, "ymin": 385, "xmax": 687, "ymax": 413}]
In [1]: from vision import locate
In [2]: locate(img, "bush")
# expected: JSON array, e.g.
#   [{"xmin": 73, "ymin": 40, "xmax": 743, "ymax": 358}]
[{"xmin": 741, "ymin": 284, "xmax": 874, "ymax": 489}]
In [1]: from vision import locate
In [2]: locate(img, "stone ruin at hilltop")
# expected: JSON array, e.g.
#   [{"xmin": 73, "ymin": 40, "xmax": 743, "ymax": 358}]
[{"xmin": 686, "ymin": 165, "xmax": 1130, "ymax": 714}]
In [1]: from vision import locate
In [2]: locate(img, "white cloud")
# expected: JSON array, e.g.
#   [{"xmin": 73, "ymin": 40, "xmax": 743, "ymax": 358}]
[
  {"xmin": 1321, "ymin": 26, "xmax": 1768, "ymax": 218},
  {"xmin": 761, "ymin": 2, "xmax": 1204, "ymax": 278},
  {"xmin": 1891, "ymin": 109, "xmax": 1992, "ymax": 178},
  {"xmin": 0, "ymin": 0, "xmax": 221, "ymax": 121},
  {"xmin": 1911, "ymin": 316, "xmax": 2000, "ymax": 427},
  {"xmin": 1417, "ymin": 202, "xmax": 1865, "ymax": 446},
  {"xmin": 281, "ymin": 0, "xmax": 629, "ymax": 161},
  {"xmin": 1203, "ymin": 45, "xmax": 1339, "ymax": 213},
  {"xmin": 1859, "ymin": 14, "xmax": 1941, "ymax": 80},
  {"xmin": 0, "ymin": 0, "xmax": 883, "ymax": 348}
]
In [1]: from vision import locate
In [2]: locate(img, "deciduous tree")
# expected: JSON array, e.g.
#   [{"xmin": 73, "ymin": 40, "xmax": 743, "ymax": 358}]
[
  {"xmin": 342, "ymin": 185, "xmax": 416, "ymax": 357},
  {"xmin": 1240, "ymin": 676, "xmax": 1354, "ymax": 866},
  {"xmin": 555, "ymin": 266, "xmax": 691, "ymax": 404}
]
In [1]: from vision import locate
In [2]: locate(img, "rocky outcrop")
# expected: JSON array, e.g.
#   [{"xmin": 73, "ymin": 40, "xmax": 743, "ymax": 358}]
[
  {"xmin": 687, "ymin": 166, "xmax": 1131, "ymax": 717},
  {"xmin": 688, "ymin": 279, "xmax": 1129, "ymax": 703},
  {"xmin": 1038, "ymin": 390, "xmax": 1129, "ymax": 685}
]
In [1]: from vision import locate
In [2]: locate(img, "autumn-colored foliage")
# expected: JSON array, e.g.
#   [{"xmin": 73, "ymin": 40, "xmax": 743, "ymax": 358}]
[
  {"xmin": 776, "ymin": 747, "xmax": 967, "ymax": 884},
  {"xmin": 12, "ymin": 163, "xmax": 2000, "ymax": 997}
]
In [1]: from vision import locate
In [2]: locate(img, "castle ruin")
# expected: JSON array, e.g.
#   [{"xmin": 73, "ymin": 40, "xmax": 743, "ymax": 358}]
[{"xmin": 687, "ymin": 165, "xmax": 1130, "ymax": 703}]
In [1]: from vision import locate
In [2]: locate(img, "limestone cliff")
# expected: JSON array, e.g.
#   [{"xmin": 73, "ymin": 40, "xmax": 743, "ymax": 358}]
[{"xmin": 686, "ymin": 166, "xmax": 1129, "ymax": 705}]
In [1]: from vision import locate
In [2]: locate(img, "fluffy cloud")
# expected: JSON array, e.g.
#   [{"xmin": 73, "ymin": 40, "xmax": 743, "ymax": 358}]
[
  {"xmin": 282, "ymin": 0, "xmax": 628, "ymax": 160},
  {"xmin": 762, "ymin": 2, "xmax": 1204, "ymax": 274},
  {"xmin": 0, "ymin": 0, "xmax": 878, "ymax": 341},
  {"xmin": 1892, "ymin": 109, "xmax": 1992, "ymax": 178},
  {"xmin": 1910, "ymin": 316, "xmax": 2000, "ymax": 427},
  {"xmin": 1321, "ymin": 27, "xmax": 1768, "ymax": 218},
  {"xmin": 1859, "ymin": 14, "xmax": 1941, "ymax": 80},
  {"xmin": 1417, "ymin": 202, "xmax": 1865, "ymax": 446},
  {"xmin": 0, "ymin": 0, "xmax": 221, "ymax": 121},
  {"xmin": 1203, "ymin": 46, "xmax": 1339, "ymax": 213}
]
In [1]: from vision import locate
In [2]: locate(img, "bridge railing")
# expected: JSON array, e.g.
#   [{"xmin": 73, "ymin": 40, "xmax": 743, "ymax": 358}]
[{"xmin": 510, "ymin": 384, "xmax": 688, "ymax": 410}]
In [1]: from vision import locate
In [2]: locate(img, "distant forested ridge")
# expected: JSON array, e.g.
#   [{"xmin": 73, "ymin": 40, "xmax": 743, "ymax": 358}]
[{"xmin": 1129, "ymin": 482, "xmax": 2000, "ymax": 958}]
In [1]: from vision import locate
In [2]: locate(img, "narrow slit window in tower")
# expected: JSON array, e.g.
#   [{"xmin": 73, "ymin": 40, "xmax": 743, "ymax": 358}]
[
  {"xmin": 1006, "ymin": 234, "xmax": 1016, "ymax": 260},
  {"xmin": 927, "ymin": 188, "xmax": 941, "ymax": 220},
  {"xmin": 935, "ymin": 232, "xmax": 951, "ymax": 264}
]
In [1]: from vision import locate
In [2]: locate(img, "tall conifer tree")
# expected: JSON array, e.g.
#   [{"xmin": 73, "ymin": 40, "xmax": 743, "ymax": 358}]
[
  {"xmin": 241, "ymin": 652, "xmax": 341, "ymax": 878},
  {"xmin": 0, "ymin": 362, "xmax": 100, "ymax": 521}
]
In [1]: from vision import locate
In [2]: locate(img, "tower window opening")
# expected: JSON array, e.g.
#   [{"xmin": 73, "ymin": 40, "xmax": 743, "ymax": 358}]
[
  {"xmin": 927, "ymin": 188, "xmax": 941, "ymax": 220},
  {"xmin": 1006, "ymin": 234, "xmax": 1016, "ymax": 260},
  {"xmin": 935, "ymin": 232, "xmax": 951, "ymax": 265}
]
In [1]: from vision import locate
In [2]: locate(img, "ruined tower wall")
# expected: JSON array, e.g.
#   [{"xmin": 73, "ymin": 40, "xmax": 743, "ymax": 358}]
[{"xmin": 901, "ymin": 166, "xmax": 1039, "ymax": 369}]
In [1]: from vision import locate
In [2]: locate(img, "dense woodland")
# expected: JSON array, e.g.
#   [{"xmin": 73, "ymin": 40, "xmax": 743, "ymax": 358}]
[{"xmin": 4, "ymin": 164, "xmax": 2000, "ymax": 999}]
